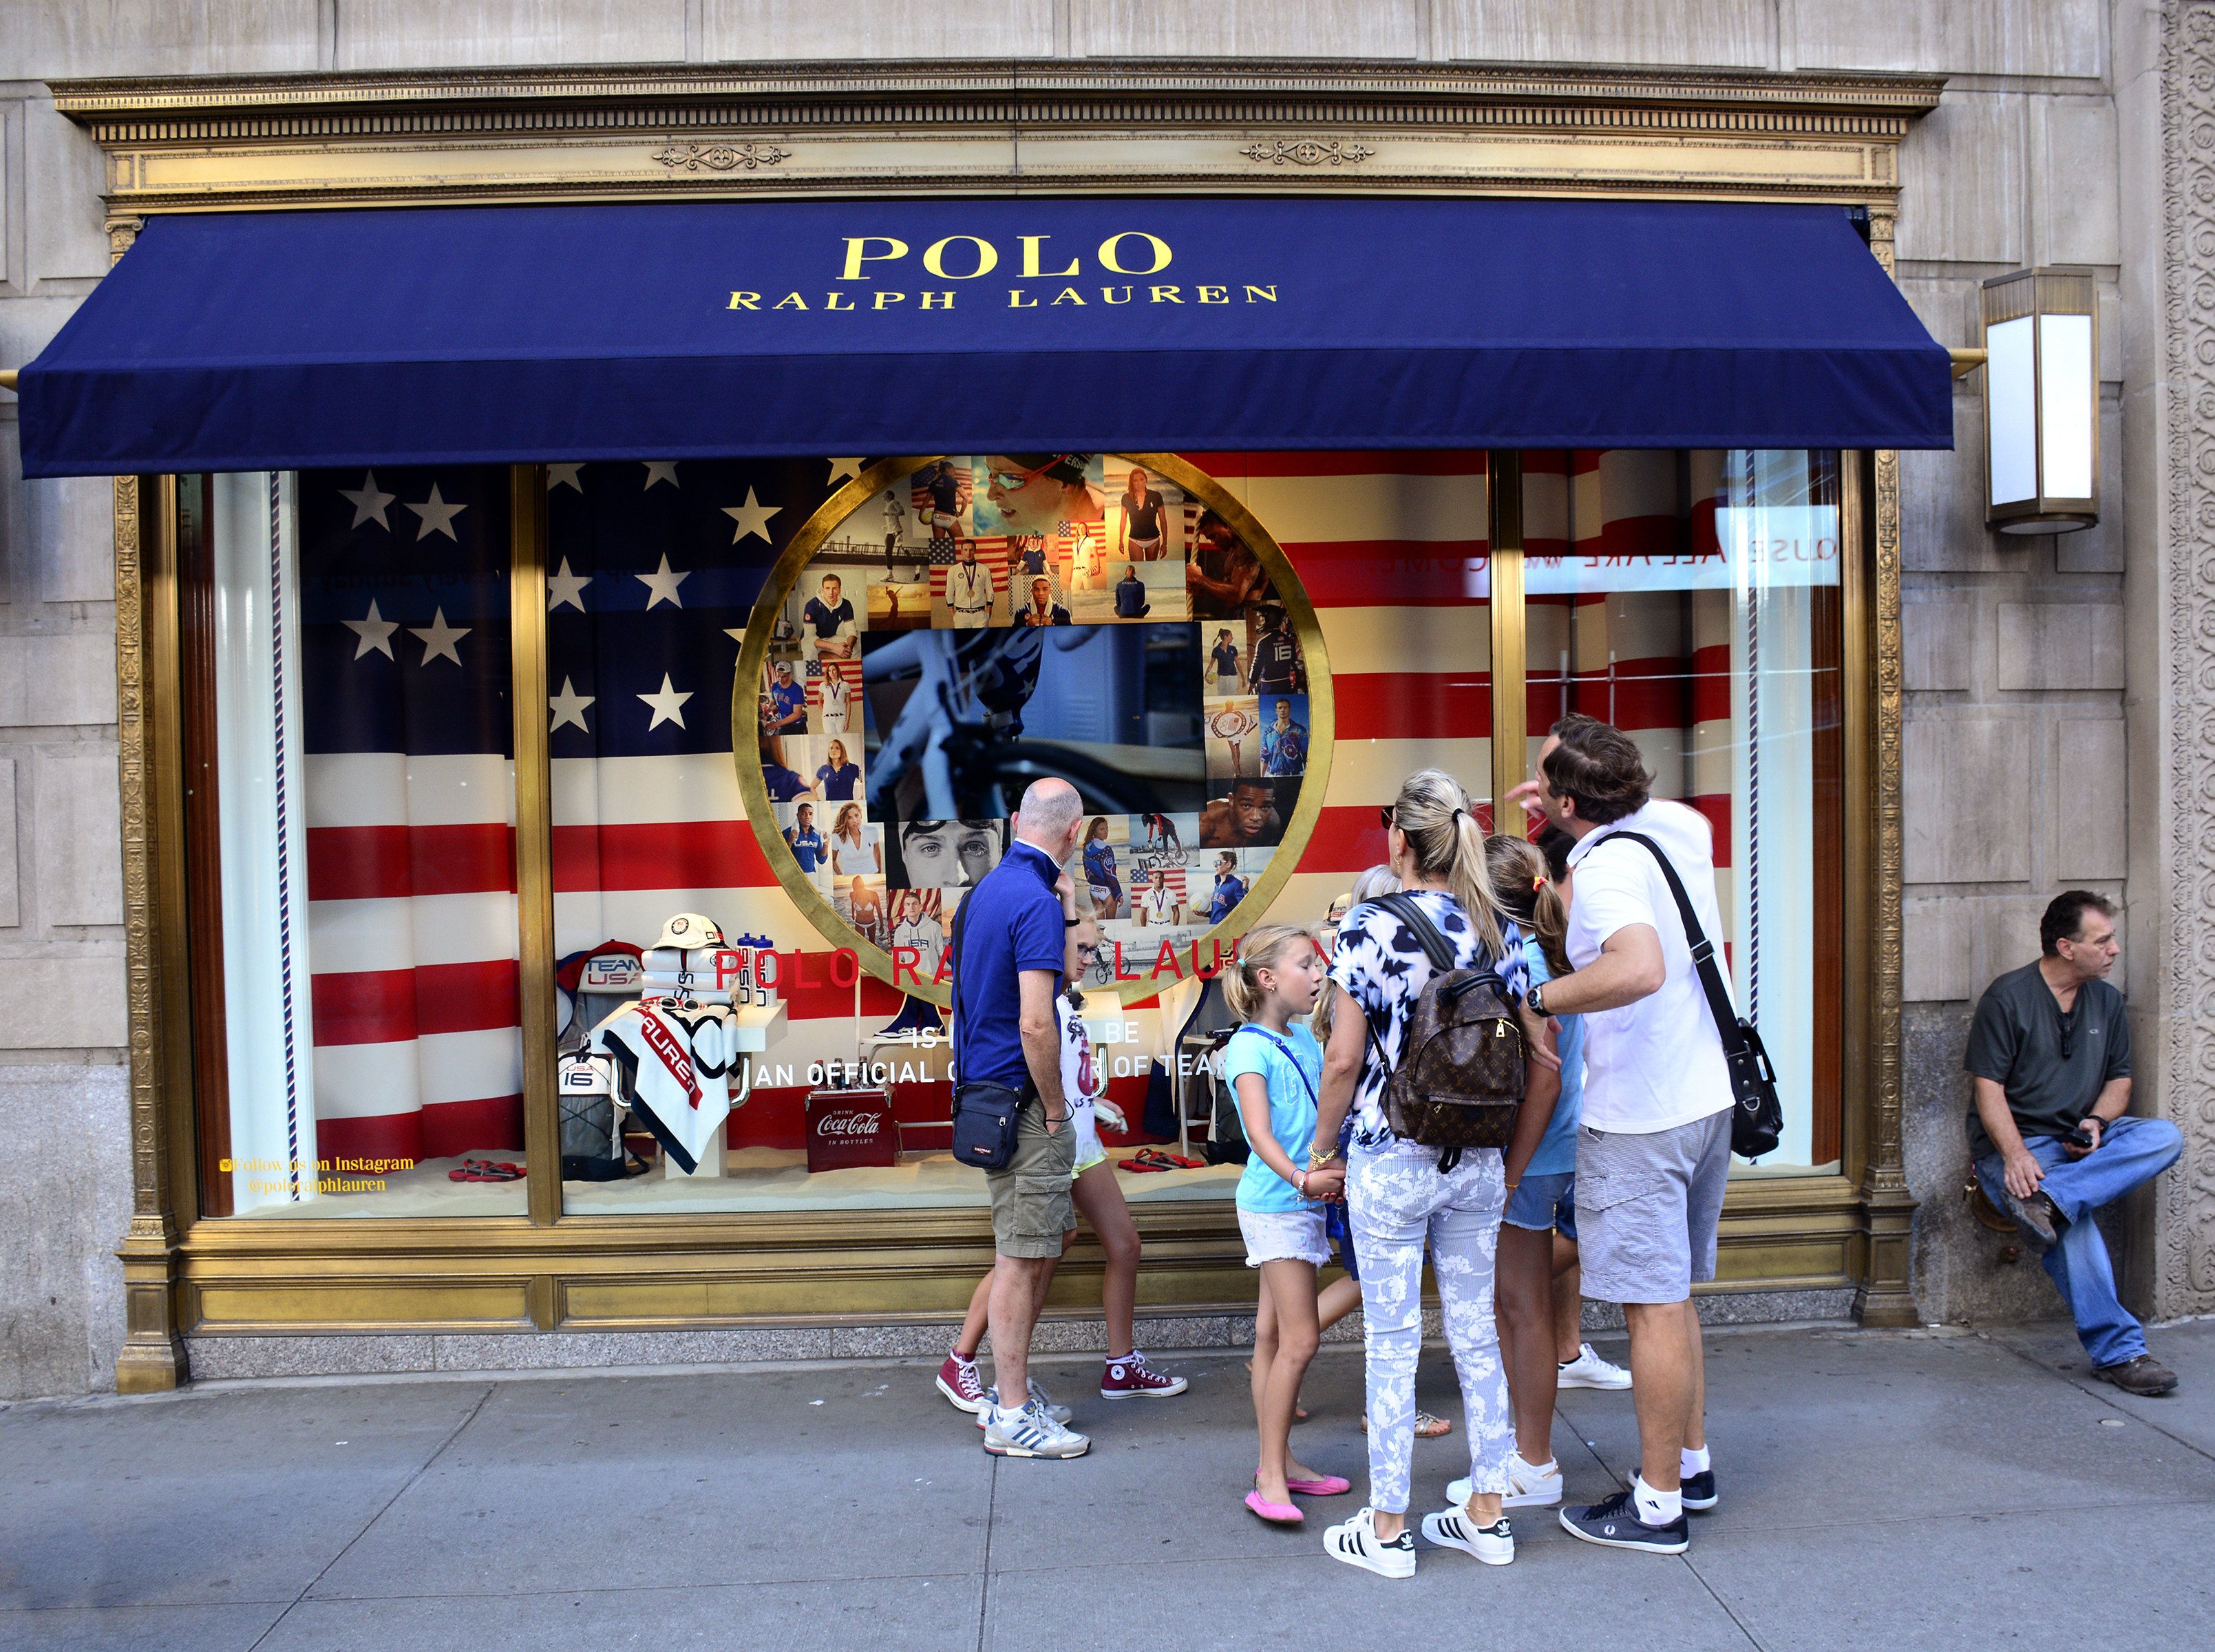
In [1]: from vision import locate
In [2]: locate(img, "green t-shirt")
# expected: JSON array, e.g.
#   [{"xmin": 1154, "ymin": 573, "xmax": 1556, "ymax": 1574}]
[{"xmin": 1963, "ymin": 962, "xmax": 2130, "ymax": 1161}]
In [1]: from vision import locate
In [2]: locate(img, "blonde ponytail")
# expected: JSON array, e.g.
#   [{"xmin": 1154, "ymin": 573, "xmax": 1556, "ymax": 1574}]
[
  {"xmin": 1388, "ymin": 768, "xmax": 1508, "ymax": 957},
  {"xmin": 1223, "ymin": 922, "xmax": 1316, "ymax": 1023}
]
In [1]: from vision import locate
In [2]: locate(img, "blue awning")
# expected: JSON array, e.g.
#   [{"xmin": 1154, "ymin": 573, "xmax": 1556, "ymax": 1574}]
[{"xmin": 16, "ymin": 197, "xmax": 1951, "ymax": 478}]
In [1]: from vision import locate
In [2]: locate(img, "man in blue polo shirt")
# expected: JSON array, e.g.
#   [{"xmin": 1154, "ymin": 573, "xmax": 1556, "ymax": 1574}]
[{"xmin": 951, "ymin": 775, "xmax": 1090, "ymax": 1459}]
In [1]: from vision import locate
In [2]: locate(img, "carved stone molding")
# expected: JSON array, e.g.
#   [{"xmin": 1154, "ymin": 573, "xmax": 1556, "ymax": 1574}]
[
  {"xmin": 1240, "ymin": 138, "xmax": 1374, "ymax": 166},
  {"xmin": 650, "ymin": 140, "xmax": 789, "ymax": 172},
  {"xmin": 2160, "ymin": 1, "xmax": 2215, "ymax": 1317},
  {"xmin": 47, "ymin": 59, "xmax": 1937, "ymax": 216}
]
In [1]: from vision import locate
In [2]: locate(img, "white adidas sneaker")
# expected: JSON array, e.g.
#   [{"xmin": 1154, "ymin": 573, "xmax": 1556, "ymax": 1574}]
[
  {"xmin": 1557, "ymin": 1342, "xmax": 1633, "ymax": 1390},
  {"xmin": 1421, "ymin": 1505, "xmax": 1515, "ymax": 1565},
  {"xmin": 1322, "ymin": 1507, "xmax": 1417, "ymax": 1580}
]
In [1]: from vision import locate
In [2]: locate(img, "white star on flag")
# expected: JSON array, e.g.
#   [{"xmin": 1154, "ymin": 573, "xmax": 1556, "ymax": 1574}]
[
  {"xmin": 404, "ymin": 483, "xmax": 468, "ymax": 542},
  {"xmin": 643, "ymin": 461, "xmax": 681, "ymax": 490},
  {"xmin": 637, "ymin": 554, "xmax": 690, "ymax": 610},
  {"xmin": 343, "ymin": 599, "xmax": 399, "ymax": 660},
  {"xmin": 549, "ymin": 675, "xmax": 595, "ymax": 733},
  {"xmin": 721, "ymin": 488, "xmax": 781, "ymax": 544},
  {"xmin": 547, "ymin": 464, "xmax": 585, "ymax": 492},
  {"xmin": 410, "ymin": 607, "xmax": 471, "ymax": 666},
  {"xmin": 339, "ymin": 472, "xmax": 396, "ymax": 530},
  {"xmin": 547, "ymin": 557, "xmax": 591, "ymax": 613},
  {"xmin": 826, "ymin": 458, "xmax": 865, "ymax": 483},
  {"xmin": 639, "ymin": 673, "xmax": 693, "ymax": 731}
]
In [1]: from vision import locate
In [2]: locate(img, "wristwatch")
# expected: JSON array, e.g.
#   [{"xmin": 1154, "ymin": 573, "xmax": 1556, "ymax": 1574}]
[{"xmin": 1525, "ymin": 983, "xmax": 1550, "ymax": 1018}]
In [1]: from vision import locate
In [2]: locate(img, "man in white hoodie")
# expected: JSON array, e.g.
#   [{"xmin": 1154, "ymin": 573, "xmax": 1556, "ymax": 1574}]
[{"xmin": 1523, "ymin": 713, "xmax": 1731, "ymax": 1558}]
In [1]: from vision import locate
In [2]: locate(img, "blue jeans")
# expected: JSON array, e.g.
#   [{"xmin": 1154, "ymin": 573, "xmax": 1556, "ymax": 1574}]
[{"xmin": 1974, "ymin": 1116, "xmax": 2182, "ymax": 1368}]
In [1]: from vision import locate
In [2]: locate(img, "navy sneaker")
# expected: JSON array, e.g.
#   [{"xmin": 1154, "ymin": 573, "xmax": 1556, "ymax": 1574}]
[
  {"xmin": 1681, "ymin": 1468, "xmax": 1717, "ymax": 1512},
  {"xmin": 1559, "ymin": 1489, "xmax": 1688, "ymax": 1554}
]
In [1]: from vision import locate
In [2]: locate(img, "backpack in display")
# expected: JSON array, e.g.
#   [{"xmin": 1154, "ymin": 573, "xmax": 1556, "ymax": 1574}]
[{"xmin": 1361, "ymin": 892, "xmax": 1525, "ymax": 1167}]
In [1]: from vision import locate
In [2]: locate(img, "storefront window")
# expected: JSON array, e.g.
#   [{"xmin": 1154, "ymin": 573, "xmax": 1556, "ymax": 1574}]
[
  {"xmin": 202, "ymin": 467, "xmax": 522, "ymax": 1216},
  {"xmin": 1523, "ymin": 450, "xmax": 1843, "ymax": 1168},
  {"xmin": 193, "ymin": 447, "xmax": 1844, "ymax": 1222}
]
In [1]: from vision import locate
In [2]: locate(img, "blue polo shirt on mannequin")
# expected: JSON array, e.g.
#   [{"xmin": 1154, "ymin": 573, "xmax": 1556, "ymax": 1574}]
[{"xmin": 952, "ymin": 838, "xmax": 1066, "ymax": 1090}]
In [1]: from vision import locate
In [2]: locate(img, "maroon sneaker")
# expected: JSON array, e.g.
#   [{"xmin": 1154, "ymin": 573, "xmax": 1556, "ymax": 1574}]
[
  {"xmin": 935, "ymin": 1350, "xmax": 989, "ymax": 1414},
  {"xmin": 1100, "ymin": 1349, "xmax": 1188, "ymax": 1400}
]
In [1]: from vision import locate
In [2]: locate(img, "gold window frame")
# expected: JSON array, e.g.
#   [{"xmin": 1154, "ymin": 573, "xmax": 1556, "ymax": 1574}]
[{"xmin": 84, "ymin": 61, "xmax": 1933, "ymax": 1390}]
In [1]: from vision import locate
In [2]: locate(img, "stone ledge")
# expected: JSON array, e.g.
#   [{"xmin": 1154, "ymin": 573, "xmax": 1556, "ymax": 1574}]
[{"xmin": 180, "ymin": 1287, "xmax": 1853, "ymax": 1382}]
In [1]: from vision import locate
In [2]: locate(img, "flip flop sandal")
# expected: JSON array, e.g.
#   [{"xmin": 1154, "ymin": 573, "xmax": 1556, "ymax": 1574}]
[
  {"xmin": 1245, "ymin": 1490, "xmax": 1304, "ymax": 1526},
  {"xmin": 1118, "ymin": 1156, "xmax": 1170, "ymax": 1173},
  {"xmin": 1359, "ymin": 1410, "xmax": 1453, "ymax": 1437},
  {"xmin": 1133, "ymin": 1148, "xmax": 1205, "ymax": 1171}
]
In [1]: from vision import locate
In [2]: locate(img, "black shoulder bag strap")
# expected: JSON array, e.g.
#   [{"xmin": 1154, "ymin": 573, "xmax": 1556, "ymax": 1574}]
[{"xmin": 1605, "ymin": 831, "xmax": 1783, "ymax": 1159}]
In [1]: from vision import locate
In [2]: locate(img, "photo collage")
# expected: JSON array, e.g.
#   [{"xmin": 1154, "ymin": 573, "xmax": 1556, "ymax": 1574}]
[{"xmin": 753, "ymin": 454, "xmax": 1313, "ymax": 993}]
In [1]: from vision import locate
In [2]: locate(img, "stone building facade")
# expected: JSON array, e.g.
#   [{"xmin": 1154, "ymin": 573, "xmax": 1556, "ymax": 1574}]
[{"xmin": 1, "ymin": 1, "xmax": 2205, "ymax": 1396}]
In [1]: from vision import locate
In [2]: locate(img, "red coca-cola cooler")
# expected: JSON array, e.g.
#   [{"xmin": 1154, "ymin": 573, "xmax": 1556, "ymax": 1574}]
[{"xmin": 805, "ymin": 1086, "xmax": 899, "ymax": 1172}]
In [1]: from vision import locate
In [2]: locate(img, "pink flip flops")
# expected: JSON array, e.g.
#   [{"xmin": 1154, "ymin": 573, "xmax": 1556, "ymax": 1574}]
[
  {"xmin": 1245, "ymin": 1490, "xmax": 1303, "ymax": 1525},
  {"xmin": 1285, "ymin": 1474, "xmax": 1352, "ymax": 1497}
]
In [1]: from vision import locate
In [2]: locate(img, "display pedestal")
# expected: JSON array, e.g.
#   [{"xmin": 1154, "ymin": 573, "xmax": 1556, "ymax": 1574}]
[{"xmin": 657, "ymin": 1001, "xmax": 787, "ymax": 1179}]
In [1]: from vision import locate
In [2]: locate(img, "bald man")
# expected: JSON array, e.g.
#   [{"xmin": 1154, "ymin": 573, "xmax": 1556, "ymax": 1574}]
[{"xmin": 949, "ymin": 776, "xmax": 1091, "ymax": 1459}]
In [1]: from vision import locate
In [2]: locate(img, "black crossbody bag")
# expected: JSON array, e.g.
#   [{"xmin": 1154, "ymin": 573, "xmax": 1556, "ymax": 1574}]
[
  {"xmin": 1610, "ymin": 832, "xmax": 1784, "ymax": 1162},
  {"xmin": 946, "ymin": 898, "xmax": 1028, "ymax": 1170}
]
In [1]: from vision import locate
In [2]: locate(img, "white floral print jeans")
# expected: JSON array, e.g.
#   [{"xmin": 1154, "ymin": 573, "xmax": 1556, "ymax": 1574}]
[{"xmin": 1346, "ymin": 1139, "xmax": 1512, "ymax": 1514}]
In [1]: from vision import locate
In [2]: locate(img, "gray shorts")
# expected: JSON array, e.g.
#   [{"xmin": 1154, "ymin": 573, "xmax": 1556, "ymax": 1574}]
[
  {"xmin": 986, "ymin": 1099, "xmax": 1077, "ymax": 1259},
  {"xmin": 1573, "ymin": 1108, "xmax": 1731, "ymax": 1305}
]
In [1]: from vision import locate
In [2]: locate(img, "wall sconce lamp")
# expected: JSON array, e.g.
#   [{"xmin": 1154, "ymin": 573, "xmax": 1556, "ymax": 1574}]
[{"xmin": 1978, "ymin": 268, "xmax": 2099, "ymax": 535}]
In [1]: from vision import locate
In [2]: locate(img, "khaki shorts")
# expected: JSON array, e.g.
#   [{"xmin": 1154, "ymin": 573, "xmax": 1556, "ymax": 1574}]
[
  {"xmin": 987, "ymin": 1099, "xmax": 1077, "ymax": 1258},
  {"xmin": 1573, "ymin": 1107, "xmax": 1732, "ymax": 1305}
]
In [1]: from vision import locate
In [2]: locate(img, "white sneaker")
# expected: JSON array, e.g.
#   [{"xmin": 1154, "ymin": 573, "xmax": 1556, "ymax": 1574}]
[
  {"xmin": 1448, "ymin": 1450, "xmax": 1562, "ymax": 1510},
  {"xmin": 1421, "ymin": 1505, "xmax": 1514, "ymax": 1565},
  {"xmin": 1322, "ymin": 1507, "xmax": 1417, "ymax": 1580},
  {"xmin": 1558, "ymin": 1342, "xmax": 1633, "ymax": 1390},
  {"xmin": 973, "ymin": 1379, "xmax": 1073, "ymax": 1428},
  {"xmin": 980, "ymin": 1399, "xmax": 1090, "ymax": 1459}
]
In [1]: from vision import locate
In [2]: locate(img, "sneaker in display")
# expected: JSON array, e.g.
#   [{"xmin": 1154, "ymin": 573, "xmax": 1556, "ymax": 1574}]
[
  {"xmin": 1558, "ymin": 1488, "xmax": 1689, "ymax": 1554},
  {"xmin": 973, "ymin": 1379, "xmax": 1073, "ymax": 1428},
  {"xmin": 1681, "ymin": 1467, "xmax": 1717, "ymax": 1512},
  {"xmin": 1100, "ymin": 1350, "xmax": 1188, "ymax": 1400},
  {"xmin": 981, "ymin": 1399, "xmax": 1090, "ymax": 1459},
  {"xmin": 1448, "ymin": 1450, "xmax": 1562, "ymax": 1510},
  {"xmin": 1322, "ymin": 1507, "xmax": 1417, "ymax": 1580},
  {"xmin": 1421, "ymin": 1505, "xmax": 1514, "ymax": 1566},
  {"xmin": 1556, "ymin": 1343, "xmax": 1633, "ymax": 1390},
  {"xmin": 935, "ymin": 1351, "xmax": 988, "ymax": 1415}
]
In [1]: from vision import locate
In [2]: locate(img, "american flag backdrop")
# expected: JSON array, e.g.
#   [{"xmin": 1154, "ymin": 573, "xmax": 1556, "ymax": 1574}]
[
  {"xmin": 299, "ymin": 466, "xmax": 520, "ymax": 1164},
  {"xmin": 926, "ymin": 531, "xmax": 1013, "ymax": 604},
  {"xmin": 296, "ymin": 449, "xmax": 1767, "ymax": 1162}
]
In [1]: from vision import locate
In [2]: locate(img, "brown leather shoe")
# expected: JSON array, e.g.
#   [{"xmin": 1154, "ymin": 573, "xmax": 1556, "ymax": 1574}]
[
  {"xmin": 2002, "ymin": 1189, "xmax": 2062, "ymax": 1249},
  {"xmin": 2093, "ymin": 1354, "xmax": 2179, "ymax": 1397}
]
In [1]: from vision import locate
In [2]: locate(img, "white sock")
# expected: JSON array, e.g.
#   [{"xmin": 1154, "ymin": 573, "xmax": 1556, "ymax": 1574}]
[
  {"xmin": 1633, "ymin": 1474, "xmax": 1682, "ymax": 1526},
  {"xmin": 1681, "ymin": 1445, "xmax": 1710, "ymax": 1476}
]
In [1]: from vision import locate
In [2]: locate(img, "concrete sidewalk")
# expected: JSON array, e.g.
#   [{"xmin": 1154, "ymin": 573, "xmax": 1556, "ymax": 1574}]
[{"xmin": 3, "ymin": 1318, "xmax": 2211, "ymax": 1652}]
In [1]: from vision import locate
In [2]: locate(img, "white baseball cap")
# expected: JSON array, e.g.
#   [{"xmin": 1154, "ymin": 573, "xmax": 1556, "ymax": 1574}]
[{"xmin": 653, "ymin": 912, "xmax": 726, "ymax": 951}]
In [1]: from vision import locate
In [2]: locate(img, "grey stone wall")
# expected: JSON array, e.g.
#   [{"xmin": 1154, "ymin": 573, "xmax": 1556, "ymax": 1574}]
[{"xmin": 0, "ymin": 1, "xmax": 2170, "ymax": 1391}]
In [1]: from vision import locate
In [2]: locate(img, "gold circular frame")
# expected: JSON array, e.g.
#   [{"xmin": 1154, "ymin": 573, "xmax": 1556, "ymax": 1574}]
[{"xmin": 732, "ymin": 453, "xmax": 1333, "ymax": 1008}]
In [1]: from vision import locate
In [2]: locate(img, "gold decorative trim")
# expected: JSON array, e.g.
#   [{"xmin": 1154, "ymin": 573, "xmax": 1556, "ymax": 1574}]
[
  {"xmin": 509, "ymin": 467, "xmax": 561, "ymax": 1232},
  {"xmin": 1241, "ymin": 138, "xmax": 1374, "ymax": 166},
  {"xmin": 50, "ymin": 60, "xmax": 1948, "ymax": 127},
  {"xmin": 730, "ymin": 453, "xmax": 1332, "ymax": 1009}
]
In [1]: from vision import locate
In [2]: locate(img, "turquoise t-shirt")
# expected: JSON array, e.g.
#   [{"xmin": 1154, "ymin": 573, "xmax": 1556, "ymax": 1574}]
[
  {"xmin": 1523, "ymin": 942, "xmax": 1585, "ymax": 1177},
  {"xmin": 1226, "ymin": 1022, "xmax": 1325, "ymax": 1214}
]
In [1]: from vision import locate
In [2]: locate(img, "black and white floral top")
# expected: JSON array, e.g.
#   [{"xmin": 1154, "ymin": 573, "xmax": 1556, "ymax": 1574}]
[{"xmin": 1327, "ymin": 889, "xmax": 1528, "ymax": 1150}]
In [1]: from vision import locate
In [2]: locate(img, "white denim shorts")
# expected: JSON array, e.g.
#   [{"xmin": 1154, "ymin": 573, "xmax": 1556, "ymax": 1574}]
[{"xmin": 1238, "ymin": 1206, "xmax": 1331, "ymax": 1268}]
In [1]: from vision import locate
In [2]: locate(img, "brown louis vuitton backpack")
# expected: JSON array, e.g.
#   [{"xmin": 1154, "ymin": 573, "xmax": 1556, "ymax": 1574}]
[{"xmin": 1359, "ymin": 892, "xmax": 1525, "ymax": 1170}]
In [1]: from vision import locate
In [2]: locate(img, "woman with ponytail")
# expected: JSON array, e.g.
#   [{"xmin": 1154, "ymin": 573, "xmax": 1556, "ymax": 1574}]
[{"xmin": 1311, "ymin": 771, "xmax": 1561, "ymax": 1580}]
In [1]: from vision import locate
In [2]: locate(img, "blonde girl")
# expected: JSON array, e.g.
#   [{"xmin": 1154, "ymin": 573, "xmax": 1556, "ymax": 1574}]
[
  {"xmin": 1311, "ymin": 769, "xmax": 1561, "ymax": 1579},
  {"xmin": 1225, "ymin": 922, "xmax": 1353, "ymax": 1525},
  {"xmin": 937, "ymin": 907, "xmax": 1188, "ymax": 1419}
]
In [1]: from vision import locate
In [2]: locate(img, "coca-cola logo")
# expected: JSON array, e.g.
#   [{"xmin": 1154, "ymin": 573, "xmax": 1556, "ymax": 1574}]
[{"xmin": 815, "ymin": 1110, "xmax": 884, "ymax": 1139}]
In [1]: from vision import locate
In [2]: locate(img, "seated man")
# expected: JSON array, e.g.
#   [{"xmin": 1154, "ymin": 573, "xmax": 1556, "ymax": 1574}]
[{"xmin": 1967, "ymin": 890, "xmax": 2184, "ymax": 1396}]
